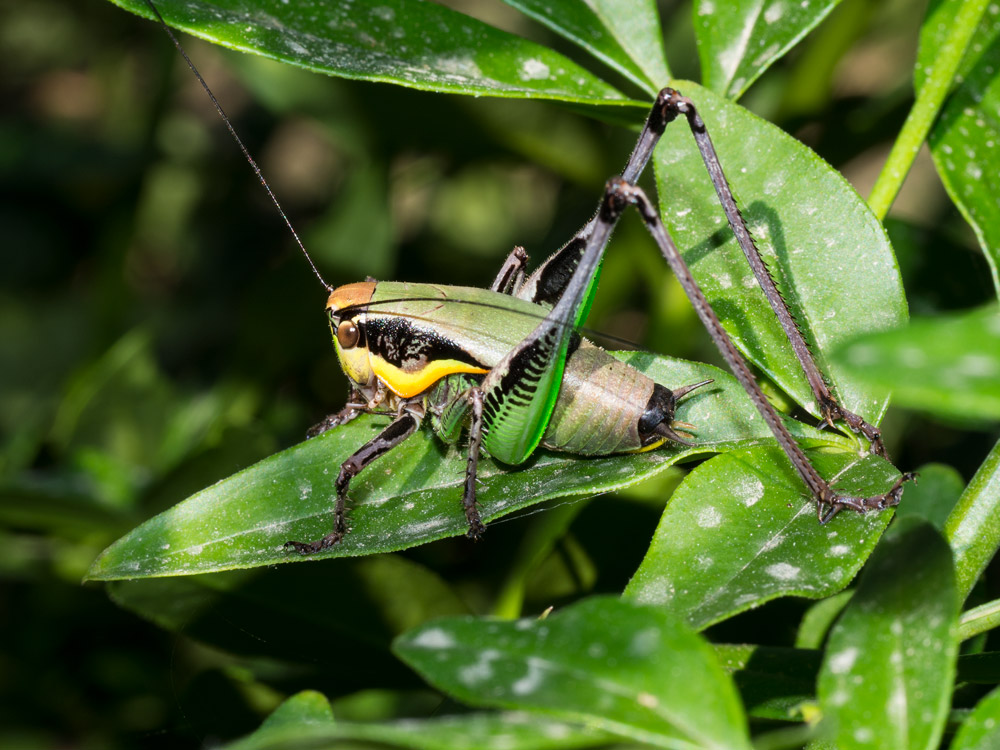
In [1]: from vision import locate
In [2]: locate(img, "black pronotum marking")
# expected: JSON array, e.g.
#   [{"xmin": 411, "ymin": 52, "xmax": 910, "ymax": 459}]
[{"xmin": 364, "ymin": 316, "xmax": 485, "ymax": 372}]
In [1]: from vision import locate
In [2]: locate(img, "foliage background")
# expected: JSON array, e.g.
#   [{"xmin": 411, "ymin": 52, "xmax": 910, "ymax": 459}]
[{"xmin": 1, "ymin": 0, "xmax": 998, "ymax": 747}]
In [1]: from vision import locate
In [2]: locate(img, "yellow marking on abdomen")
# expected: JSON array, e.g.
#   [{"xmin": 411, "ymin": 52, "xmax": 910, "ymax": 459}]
[
  {"xmin": 630, "ymin": 437, "xmax": 667, "ymax": 453},
  {"xmin": 370, "ymin": 355, "xmax": 488, "ymax": 398}
]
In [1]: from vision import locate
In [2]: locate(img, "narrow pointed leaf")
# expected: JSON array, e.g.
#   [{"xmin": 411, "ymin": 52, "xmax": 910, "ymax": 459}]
[
  {"xmin": 832, "ymin": 305, "xmax": 1000, "ymax": 421},
  {"xmin": 945, "ymin": 436, "xmax": 1000, "ymax": 601},
  {"xmin": 917, "ymin": 0, "xmax": 1000, "ymax": 298},
  {"xmin": 394, "ymin": 597, "xmax": 751, "ymax": 750},
  {"xmin": 503, "ymin": 0, "xmax": 669, "ymax": 93},
  {"xmin": 693, "ymin": 0, "xmax": 844, "ymax": 99},
  {"xmin": 625, "ymin": 444, "xmax": 902, "ymax": 629},
  {"xmin": 87, "ymin": 354, "xmax": 833, "ymax": 579},
  {"xmin": 818, "ymin": 518, "xmax": 959, "ymax": 750},
  {"xmin": 893, "ymin": 463, "xmax": 966, "ymax": 530},
  {"xmin": 109, "ymin": 0, "xmax": 638, "ymax": 106},
  {"xmin": 224, "ymin": 691, "xmax": 611, "ymax": 750},
  {"xmin": 655, "ymin": 82, "xmax": 907, "ymax": 427}
]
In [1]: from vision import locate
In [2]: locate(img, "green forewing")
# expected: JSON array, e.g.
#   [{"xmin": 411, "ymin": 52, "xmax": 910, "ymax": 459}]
[{"xmin": 369, "ymin": 282, "xmax": 559, "ymax": 368}]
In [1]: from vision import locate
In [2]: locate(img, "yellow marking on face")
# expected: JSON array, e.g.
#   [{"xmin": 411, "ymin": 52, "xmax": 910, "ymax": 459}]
[
  {"xmin": 370, "ymin": 355, "xmax": 488, "ymax": 398},
  {"xmin": 336, "ymin": 332, "xmax": 373, "ymax": 386}
]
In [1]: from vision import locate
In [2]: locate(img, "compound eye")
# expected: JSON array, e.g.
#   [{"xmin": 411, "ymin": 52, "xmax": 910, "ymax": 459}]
[{"xmin": 337, "ymin": 319, "xmax": 360, "ymax": 349}]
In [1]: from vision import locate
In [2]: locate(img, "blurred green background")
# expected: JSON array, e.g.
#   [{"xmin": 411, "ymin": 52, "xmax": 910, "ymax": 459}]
[{"xmin": 1, "ymin": 0, "xmax": 998, "ymax": 747}]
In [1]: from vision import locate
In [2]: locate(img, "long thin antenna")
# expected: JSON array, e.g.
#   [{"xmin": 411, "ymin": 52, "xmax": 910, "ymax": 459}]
[{"xmin": 140, "ymin": 0, "xmax": 332, "ymax": 291}]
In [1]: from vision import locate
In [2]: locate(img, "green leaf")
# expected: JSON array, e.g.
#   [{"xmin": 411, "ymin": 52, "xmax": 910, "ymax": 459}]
[
  {"xmin": 394, "ymin": 596, "xmax": 751, "ymax": 750},
  {"xmin": 502, "ymin": 0, "xmax": 670, "ymax": 93},
  {"xmin": 225, "ymin": 691, "xmax": 611, "ymax": 750},
  {"xmin": 832, "ymin": 306, "xmax": 1000, "ymax": 422},
  {"xmin": 655, "ymin": 82, "xmax": 907, "ymax": 428},
  {"xmin": 624, "ymin": 445, "xmax": 902, "ymax": 630},
  {"xmin": 796, "ymin": 591, "xmax": 853, "ymax": 650},
  {"xmin": 817, "ymin": 518, "xmax": 959, "ymax": 750},
  {"xmin": 693, "ymin": 0, "xmax": 844, "ymax": 99},
  {"xmin": 917, "ymin": 0, "xmax": 1000, "ymax": 298},
  {"xmin": 109, "ymin": 0, "xmax": 639, "ymax": 106},
  {"xmin": 86, "ymin": 353, "xmax": 838, "ymax": 579},
  {"xmin": 951, "ymin": 685, "xmax": 1000, "ymax": 750},
  {"xmin": 945, "ymin": 437, "xmax": 1000, "ymax": 601},
  {"xmin": 893, "ymin": 463, "xmax": 966, "ymax": 530},
  {"xmin": 226, "ymin": 690, "xmax": 335, "ymax": 750}
]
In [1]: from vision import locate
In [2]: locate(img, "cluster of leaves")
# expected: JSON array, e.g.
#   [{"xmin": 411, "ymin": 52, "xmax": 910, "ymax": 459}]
[{"xmin": 3, "ymin": 0, "xmax": 999, "ymax": 747}]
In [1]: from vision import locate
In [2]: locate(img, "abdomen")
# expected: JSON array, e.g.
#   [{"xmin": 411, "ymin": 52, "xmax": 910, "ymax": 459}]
[{"xmin": 542, "ymin": 343, "xmax": 655, "ymax": 456}]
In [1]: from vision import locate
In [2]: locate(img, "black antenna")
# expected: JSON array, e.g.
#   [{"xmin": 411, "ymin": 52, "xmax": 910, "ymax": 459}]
[{"xmin": 140, "ymin": 0, "xmax": 332, "ymax": 291}]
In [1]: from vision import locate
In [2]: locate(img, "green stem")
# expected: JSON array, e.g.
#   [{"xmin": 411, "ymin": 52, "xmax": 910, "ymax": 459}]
[
  {"xmin": 867, "ymin": 0, "xmax": 990, "ymax": 220},
  {"xmin": 959, "ymin": 597, "xmax": 1000, "ymax": 641},
  {"xmin": 944, "ymin": 437, "xmax": 1000, "ymax": 601},
  {"xmin": 491, "ymin": 501, "xmax": 588, "ymax": 619}
]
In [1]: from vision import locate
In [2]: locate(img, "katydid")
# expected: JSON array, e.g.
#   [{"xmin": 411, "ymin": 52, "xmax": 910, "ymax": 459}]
[{"xmin": 140, "ymin": 0, "xmax": 914, "ymax": 556}]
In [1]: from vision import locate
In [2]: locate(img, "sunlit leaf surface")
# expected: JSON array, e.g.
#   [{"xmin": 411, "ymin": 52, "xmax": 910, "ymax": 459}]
[
  {"xmin": 625, "ymin": 445, "xmax": 902, "ymax": 629},
  {"xmin": 918, "ymin": 0, "xmax": 1000, "ymax": 297},
  {"xmin": 87, "ymin": 354, "xmax": 835, "ymax": 579},
  {"xmin": 110, "ymin": 0, "xmax": 640, "ymax": 106},
  {"xmin": 693, "ymin": 0, "xmax": 844, "ymax": 99},
  {"xmin": 395, "ymin": 597, "xmax": 751, "ymax": 750},
  {"xmin": 818, "ymin": 518, "xmax": 958, "ymax": 749},
  {"xmin": 833, "ymin": 305, "xmax": 1000, "ymax": 421},
  {"xmin": 503, "ymin": 0, "xmax": 670, "ymax": 93},
  {"xmin": 655, "ymin": 83, "xmax": 907, "ymax": 427}
]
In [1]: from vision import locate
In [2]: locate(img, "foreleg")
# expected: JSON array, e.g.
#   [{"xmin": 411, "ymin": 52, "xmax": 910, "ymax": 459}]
[{"xmin": 285, "ymin": 405, "xmax": 424, "ymax": 554}]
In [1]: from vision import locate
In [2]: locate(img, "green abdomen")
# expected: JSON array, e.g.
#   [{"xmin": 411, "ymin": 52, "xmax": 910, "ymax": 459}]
[{"xmin": 541, "ymin": 343, "xmax": 654, "ymax": 456}]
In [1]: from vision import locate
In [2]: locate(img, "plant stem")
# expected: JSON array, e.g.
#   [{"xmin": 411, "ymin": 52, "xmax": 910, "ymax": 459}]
[
  {"xmin": 959, "ymin": 597, "xmax": 1000, "ymax": 641},
  {"xmin": 944, "ymin": 437, "xmax": 1000, "ymax": 601},
  {"xmin": 867, "ymin": 0, "xmax": 990, "ymax": 220},
  {"xmin": 491, "ymin": 501, "xmax": 588, "ymax": 619}
]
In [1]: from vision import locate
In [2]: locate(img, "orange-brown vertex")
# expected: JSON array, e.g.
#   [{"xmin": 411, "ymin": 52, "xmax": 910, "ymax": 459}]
[{"xmin": 326, "ymin": 281, "xmax": 375, "ymax": 313}]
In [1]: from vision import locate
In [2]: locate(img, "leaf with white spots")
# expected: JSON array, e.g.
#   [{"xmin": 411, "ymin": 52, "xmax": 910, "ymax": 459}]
[
  {"xmin": 917, "ymin": 0, "xmax": 1000, "ymax": 298},
  {"xmin": 624, "ymin": 444, "xmax": 904, "ymax": 630},
  {"xmin": 394, "ymin": 597, "xmax": 752, "ymax": 750},
  {"xmin": 502, "ymin": 0, "xmax": 670, "ymax": 93},
  {"xmin": 832, "ymin": 305, "xmax": 1000, "ymax": 421},
  {"xmin": 224, "ymin": 690, "xmax": 613, "ymax": 750},
  {"xmin": 950, "ymin": 684, "xmax": 1000, "ymax": 750},
  {"xmin": 86, "ymin": 354, "xmax": 836, "ymax": 579},
  {"xmin": 108, "ymin": 0, "xmax": 638, "ymax": 106},
  {"xmin": 693, "ymin": 0, "xmax": 845, "ymax": 99},
  {"xmin": 817, "ymin": 517, "xmax": 959, "ymax": 750},
  {"xmin": 655, "ymin": 83, "xmax": 907, "ymax": 428}
]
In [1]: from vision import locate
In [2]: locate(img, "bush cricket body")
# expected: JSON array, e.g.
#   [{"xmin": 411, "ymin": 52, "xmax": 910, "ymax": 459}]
[{"xmin": 136, "ymin": 0, "xmax": 914, "ymax": 555}]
